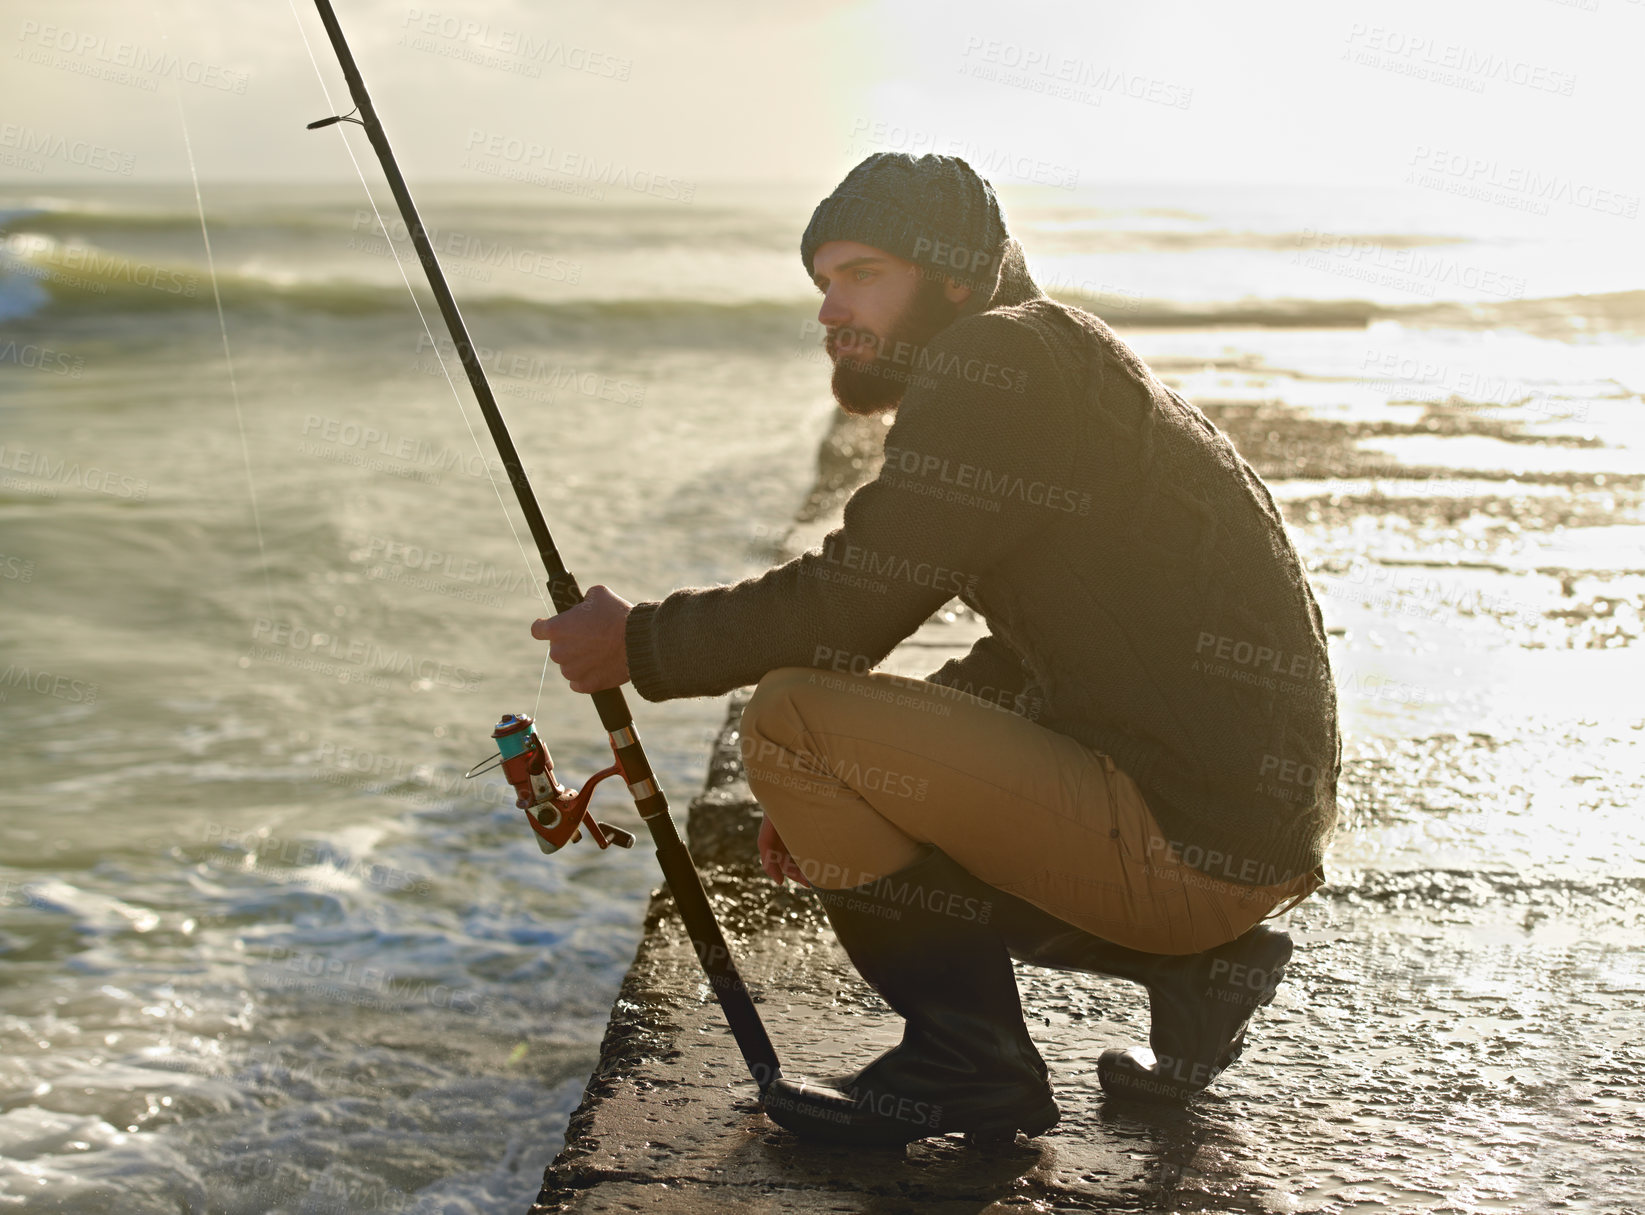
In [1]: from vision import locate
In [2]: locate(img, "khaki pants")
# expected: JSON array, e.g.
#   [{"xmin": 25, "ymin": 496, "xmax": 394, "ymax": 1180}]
[{"xmin": 739, "ymin": 666, "xmax": 1322, "ymax": 957}]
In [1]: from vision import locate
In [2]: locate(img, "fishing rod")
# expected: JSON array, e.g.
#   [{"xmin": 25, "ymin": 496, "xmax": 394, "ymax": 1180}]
[{"xmin": 303, "ymin": 0, "xmax": 781, "ymax": 1091}]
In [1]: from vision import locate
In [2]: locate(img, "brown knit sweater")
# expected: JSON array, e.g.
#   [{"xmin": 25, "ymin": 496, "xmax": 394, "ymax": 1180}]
[{"xmin": 625, "ymin": 242, "xmax": 1339, "ymax": 887}]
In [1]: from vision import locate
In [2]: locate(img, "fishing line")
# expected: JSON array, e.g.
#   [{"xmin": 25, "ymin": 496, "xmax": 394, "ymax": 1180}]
[
  {"xmin": 285, "ymin": 0, "xmax": 554, "ymax": 714},
  {"xmin": 289, "ymin": 0, "xmax": 783, "ymax": 1091},
  {"xmin": 164, "ymin": 42, "xmax": 275, "ymax": 623}
]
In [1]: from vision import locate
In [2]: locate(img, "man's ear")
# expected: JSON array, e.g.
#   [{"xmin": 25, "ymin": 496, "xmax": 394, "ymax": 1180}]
[{"xmin": 943, "ymin": 279, "xmax": 973, "ymax": 306}]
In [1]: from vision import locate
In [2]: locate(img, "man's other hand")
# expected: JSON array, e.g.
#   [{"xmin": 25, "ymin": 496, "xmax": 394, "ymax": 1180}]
[
  {"xmin": 758, "ymin": 813, "xmax": 810, "ymax": 887},
  {"xmin": 530, "ymin": 584, "xmax": 633, "ymax": 694}
]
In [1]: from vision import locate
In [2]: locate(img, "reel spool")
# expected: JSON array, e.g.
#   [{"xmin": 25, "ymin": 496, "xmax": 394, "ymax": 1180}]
[{"xmin": 468, "ymin": 713, "xmax": 636, "ymax": 854}]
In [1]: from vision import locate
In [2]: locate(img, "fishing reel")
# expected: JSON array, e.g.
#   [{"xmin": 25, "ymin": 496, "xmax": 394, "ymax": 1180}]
[{"xmin": 467, "ymin": 713, "xmax": 636, "ymax": 854}]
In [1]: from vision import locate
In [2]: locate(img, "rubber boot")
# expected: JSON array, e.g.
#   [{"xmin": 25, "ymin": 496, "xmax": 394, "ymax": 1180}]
[
  {"xmin": 760, "ymin": 847, "xmax": 1059, "ymax": 1147},
  {"xmin": 986, "ymin": 884, "xmax": 1292, "ymax": 1103}
]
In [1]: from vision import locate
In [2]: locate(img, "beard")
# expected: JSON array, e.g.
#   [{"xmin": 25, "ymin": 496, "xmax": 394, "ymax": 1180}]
[{"xmin": 827, "ymin": 276, "xmax": 965, "ymax": 416}]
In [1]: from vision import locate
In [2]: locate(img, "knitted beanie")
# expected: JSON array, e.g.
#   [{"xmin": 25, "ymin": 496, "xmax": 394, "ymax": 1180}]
[{"xmin": 800, "ymin": 153, "xmax": 1009, "ymax": 293}]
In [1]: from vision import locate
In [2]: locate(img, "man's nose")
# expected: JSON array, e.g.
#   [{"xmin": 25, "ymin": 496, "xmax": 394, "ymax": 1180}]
[{"xmin": 817, "ymin": 289, "xmax": 849, "ymax": 330}]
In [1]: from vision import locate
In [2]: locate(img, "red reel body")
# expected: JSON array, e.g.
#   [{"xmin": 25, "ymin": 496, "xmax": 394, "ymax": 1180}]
[{"xmin": 480, "ymin": 714, "xmax": 635, "ymax": 854}]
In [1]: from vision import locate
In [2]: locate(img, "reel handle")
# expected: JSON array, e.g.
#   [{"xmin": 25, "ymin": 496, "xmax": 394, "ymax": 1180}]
[{"xmin": 480, "ymin": 714, "xmax": 635, "ymax": 853}]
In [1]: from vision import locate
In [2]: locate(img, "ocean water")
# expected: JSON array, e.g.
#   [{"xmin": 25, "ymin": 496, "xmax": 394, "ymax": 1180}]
[{"xmin": 1, "ymin": 179, "xmax": 1642, "ymax": 1212}]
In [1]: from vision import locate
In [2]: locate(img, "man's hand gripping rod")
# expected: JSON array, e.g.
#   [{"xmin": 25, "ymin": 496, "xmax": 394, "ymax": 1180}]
[{"xmin": 304, "ymin": 0, "xmax": 781, "ymax": 1092}]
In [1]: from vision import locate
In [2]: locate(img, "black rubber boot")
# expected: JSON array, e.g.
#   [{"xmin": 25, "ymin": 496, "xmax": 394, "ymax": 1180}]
[
  {"xmin": 988, "ymin": 886, "xmax": 1292, "ymax": 1104},
  {"xmin": 760, "ymin": 847, "xmax": 1059, "ymax": 1147}
]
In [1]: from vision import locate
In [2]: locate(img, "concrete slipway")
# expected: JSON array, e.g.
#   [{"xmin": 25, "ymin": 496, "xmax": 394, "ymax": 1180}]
[{"xmin": 530, "ymin": 363, "xmax": 1645, "ymax": 1214}]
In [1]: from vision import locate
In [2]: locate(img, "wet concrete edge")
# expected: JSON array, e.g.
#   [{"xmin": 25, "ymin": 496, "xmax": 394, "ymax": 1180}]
[
  {"xmin": 527, "ymin": 412, "xmax": 889, "ymax": 1213},
  {"xmin": 526, "ymin": 692, "xmax": 760, "ymax": 1212}
]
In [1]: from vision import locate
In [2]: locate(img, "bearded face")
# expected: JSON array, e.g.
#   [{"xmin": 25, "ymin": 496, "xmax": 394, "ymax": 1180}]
[{"xmin": 826, "ymin": 274, "xmax": 966, "ymax": 416}]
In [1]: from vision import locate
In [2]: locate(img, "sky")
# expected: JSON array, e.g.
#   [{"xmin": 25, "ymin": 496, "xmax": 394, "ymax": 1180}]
[{"xmin": 0, "ymin": 0, "xmax": 1641, "ymax": 197}]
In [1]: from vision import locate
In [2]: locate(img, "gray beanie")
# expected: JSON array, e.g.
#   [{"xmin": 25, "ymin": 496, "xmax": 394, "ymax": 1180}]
[{"xmin": 800, "ymin": 153, "xmax": 1009, "ymax": 293}]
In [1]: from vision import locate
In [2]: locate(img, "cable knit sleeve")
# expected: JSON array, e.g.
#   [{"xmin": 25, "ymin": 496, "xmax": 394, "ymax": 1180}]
[{"xmin": 623, "ymin": 312, "xmax": 1075, "ymax": 702}]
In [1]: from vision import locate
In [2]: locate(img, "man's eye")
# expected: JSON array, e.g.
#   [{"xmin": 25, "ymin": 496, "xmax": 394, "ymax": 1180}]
[{"xmin": 854, "ymin": 269, "xmax": 874, "ymax": 282}]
